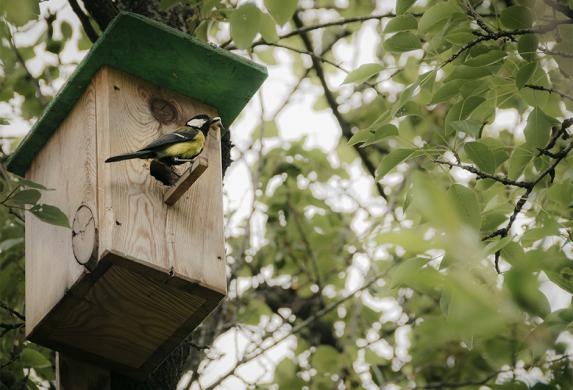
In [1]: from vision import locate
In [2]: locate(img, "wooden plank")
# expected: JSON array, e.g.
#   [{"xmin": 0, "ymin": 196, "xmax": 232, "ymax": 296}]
[
  {"xmin": 168, "ymin": 123, "xmax": 226, "ymax": 294},
  {"xmin": 7, "ymin": 12, "xmax": 267, "ymax": 176},
  {"xmin": 25, "ymin": 81, "xmax": 97, "ymax": 336},
  {"xmin": 164, "ymin": 155, "xmax": 209, "ymax": 206},
  {"xmin": 97, "ymin": 67, "xmax": 226, "ymax": 294},
  {"xmin": 57, "ymin": 353, "xmax": 111, "ymax": 390},
  {"xmin": 30, "ymin": 251, "xmax": 223, "ymax": 379}
]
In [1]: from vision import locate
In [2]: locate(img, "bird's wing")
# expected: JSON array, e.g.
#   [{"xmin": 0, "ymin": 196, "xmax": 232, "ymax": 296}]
[{"xmin": 140, "ymin": 128, "xmax": 200, "ymax": 151}]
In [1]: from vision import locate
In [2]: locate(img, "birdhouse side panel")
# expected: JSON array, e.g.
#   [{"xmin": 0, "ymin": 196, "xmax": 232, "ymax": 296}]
[
  {"xmin": 25, "ymin": 82, "xmax": 98, "ymax": 336},
  {"xmin": 95, "ymin": 67, "xmax": 226, "ymax": 293},
  {"xmin": 168, "ymin": 126, "xmax": 226, "ymax": 292}
]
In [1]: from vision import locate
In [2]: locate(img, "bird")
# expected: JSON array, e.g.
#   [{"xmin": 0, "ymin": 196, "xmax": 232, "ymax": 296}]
[{"xmin": 105, "ymin": 114, "xmax": 222, "ymax": 166}]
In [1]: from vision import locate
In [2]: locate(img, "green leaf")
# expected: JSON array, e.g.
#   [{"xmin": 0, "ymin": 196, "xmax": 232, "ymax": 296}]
[
  {"xmin": 30, "ymin": 204, "xmax": 70, "ymax": 228},
  {"xmin": 239, "ymin": 298, "xmax": 273, "ymax": 325},
  {"xmin": 376, "ymin": 149, "xmax": 415, "ymax": 179},
  {"xmin": 20, "ymin": 348, "xmax": 51, "ymax": 369},
  {"xmin": 505, "ymin": 267, "xmax": 550, "ymax": 318},
  {"xmin": 418, "ymin": 2, "xmax": 463, "ymax": 34},
  {"xmin": 396, "ymin": 0, "xmax": 416, "ymax": 15},
  {"xmin": 553, "ymin": 25, "xmax": 573, "ymax": 77},
  {"xmin": 16, "ymin": 177, "xmax": 50, "ymax": 190},
  {"xmin": 274, "ymin": 358, "xmax": 304, "ymax": 389},
  {"xmin": 507, "ymin": 146, "xmax": 533, "ymax": 180},
  {"xmin": 159, "ymin": 0, "xmax": 182, "ymax": 11},
  {"xmin": 464, "ymin": 50, "xmax": 506, "ymax": 67},
  {"xmin": 383, "ymin": 31, "xmax": 422, "ymax": 52},
  {"xmin": 485, "ymin": 236, "xmax": 512, "ymax": 255},
  {"xmin": 500, "ymin": 6, "xmax": 533, "ymax": 29},
  {"xmin": 194, "ymin": 20, "xmax": 210, "ymax": 42},
  {"xmin": 77, "ymin": 30, "xmax": 92, "ymax": 51},
  {"xmin": 311, "ymin": 346, "xmax": 343, "ymax": 373},
  {"xmin": 384, "ymin": 15, "xmax": 417, "ymax": 33},
  {"xmin": 524, "ymin": 108, "xmax": 556, "ymax": 149},
  {"xmin": 255, "ymin": 120, "xmax": 279, "ymax": 138},
  {"xmin": 362, "ymin": 124, "xmax": 398, "ymax": 146},
  {"xmin": 1, "ymin": 0, "xmax": 39, "ymax": 26},
  {"xmin": 365, "ymin": 349, "xmax": 387, "ymax": 365},
  {"xmin": 445, "ymin": 64, "xmax": 501, "ymax": 81},
  {"xmin": 348, "ymin": 129, "xmax": 371, "ymax": 146},
  {"xmin": 445, "ymin": 96, "xmax": 485, "ymax": 132},
  {"xmin": 9, "ymin": 189, "xmax": 41, "ymax": 205},
  {"xmin": 259, "ymin": 12, "xmax": 278, "ymax": 43},
  {"xmin": 516, "ymin": 62, "xmax": 537, "ymax": 89},
  {"xmin": 448, "ymin": 184, "xmax": 481, "ymax": 230},
  {"xmin": 264, "ymin": 0, "xmax": 297, "ymax": 25},
  {"xmin": 336, "ymin": 141, "xmax": 356, "ymax": 164},
  {"xmin": 60, "ymin": 21, "xmax": 73, "ymax": 40},
  {"xmin": 465, "ymin": 141, "xmax": 495, "ymax": 173},
  {"xmin": 517, "ymin": 34, "xmax": 538, "ymax": 62},
  {"xmin": 431, "ymin": 80, "xmax": 463, "ymax": 104},
  {"xmin": 390, "ymin": 257, "xmax": 443, "ymax": 290},
  {"xmin": 449, "ymin": 119, "xmax": 482, "ymax": 137},
  {"xmin": 230, "ymin": 4, "xmax": 261, "ymax": 49},
  {"xmin": 342, "ymin": 63, "xmax": 384, "ymax": 84}
]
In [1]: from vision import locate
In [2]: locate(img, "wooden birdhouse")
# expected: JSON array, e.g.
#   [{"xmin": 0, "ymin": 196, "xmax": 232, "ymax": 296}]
[{"xmin": 7, "ymin": 13, "xmax": 266, "ymax": 378}]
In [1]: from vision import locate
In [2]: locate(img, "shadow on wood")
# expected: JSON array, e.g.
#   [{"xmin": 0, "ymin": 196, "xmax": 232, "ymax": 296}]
[{"xmin": 57, "ymin": 353, "xmax": 111, "ymax": 390}]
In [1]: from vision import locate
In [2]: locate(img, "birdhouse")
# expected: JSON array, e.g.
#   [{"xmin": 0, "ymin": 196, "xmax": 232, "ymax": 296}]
[{"xmin": 7, "ymin": 13, "xmax": 266, "ymax": 378}]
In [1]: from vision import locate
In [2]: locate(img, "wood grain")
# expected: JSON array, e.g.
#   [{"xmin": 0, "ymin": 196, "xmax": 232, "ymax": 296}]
[
  {"xmin": 57, "ymin": 353, "xmax": 111, "ymax": 390},
  {"xmin": 25, "ymin": 82, "xmax": 97, "ymax": 336},
  {"xmin": 71, "ymin": 205, "xmax": 98, "ymax": 270},
  {"xmin": 31, "ymin": 251, "xmax": 222, "ymax": 378},
  {"xmin": 96, "ymin": 67, "xmax": 226, "ymax": 294},
  {"xmin": 26, "ymin": 67, "xmax": 227, "ymax": 378},
  {"xmin": 164, "ymin": 154, "xmax": 208, "ymax": 206}
]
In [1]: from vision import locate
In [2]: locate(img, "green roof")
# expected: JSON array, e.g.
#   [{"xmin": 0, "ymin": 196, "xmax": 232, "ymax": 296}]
[{"xmin": 8, "ymin": 12, "xmax": 267, "ymax": 175}]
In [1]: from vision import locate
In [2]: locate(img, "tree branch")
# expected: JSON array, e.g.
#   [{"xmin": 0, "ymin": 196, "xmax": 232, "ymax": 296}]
[
  {"xmin": 433, "ymin": 160, "xmax": 530, "ymax": 188},
  {"xmin": 292, "ymin": 13, "xmax": 388, "ymax": 200},
  {"xmin": 525, "ymin": 84, "xmax": 573, "ymax": 102},
  {"xmin": 443, "ymin": 21, "xmax": 570, "ymax": 66},
  {"xmin": 482, "ymin": 117, "xmax": 573, "ymax": 271},
  {"xmin": 463, "ymin": 0, "xmax": 494, "ymax": 34},
  {"xmin": 543, "ymin": 0, "xmax": 573, "ymax": 19},
  {"xmin": 203, "ymin": 268, "xmax": 390, "ymax": 389},
  {"xmin": 0, "ymin": 301, "xmax": 25, "ymax": 321},
  {"xmin": 68, "ymin": 0, "xmax": 99, "ymax": 42}
]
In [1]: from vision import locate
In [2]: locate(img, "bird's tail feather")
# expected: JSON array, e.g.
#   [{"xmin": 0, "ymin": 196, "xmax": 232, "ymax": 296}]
[{"xmin": 105, "ymin": 150, "xmax": 153, "ymax": 163}]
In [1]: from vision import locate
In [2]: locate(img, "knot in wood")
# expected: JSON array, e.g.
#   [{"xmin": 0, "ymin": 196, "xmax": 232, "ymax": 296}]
[
  {"xmin": 149, "ymin": 98, "xmax": 178, "ymax": 124},
  {"xmin": 71, "ymin": 205, "xmax": 98, "ymax": 271}
]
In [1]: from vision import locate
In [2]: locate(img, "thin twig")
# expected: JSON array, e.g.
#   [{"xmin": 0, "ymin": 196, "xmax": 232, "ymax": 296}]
[
  {"xmin": 68, "ymin": 0, "xmax": 99, "ymax": 42},
  {"xmin": 525, "ymin": 84, "xmax": 573, "ymax": 102},
  {"xmin": 292, "ymin": 13, "xmax": 388, "ymax": 200},
  {"xmin": 202, "ymin": 269, "xmax": 390, "ymax": 390},
  {"xmin": 0, "ymin": 301, "xmax": 25, "ymax": 321},
  {"xmin": 433, "ymin": 160, "xmax": 530, "ymax": 188},
  {"xmin": 443, "ymin": 21, "xmax": 569, "ymax": 66}
]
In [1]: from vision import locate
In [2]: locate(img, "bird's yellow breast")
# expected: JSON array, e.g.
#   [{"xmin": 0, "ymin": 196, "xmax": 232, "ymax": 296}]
[{"xmin": 164, "ymin": 132, "xmax": 205, "ymax": 158}]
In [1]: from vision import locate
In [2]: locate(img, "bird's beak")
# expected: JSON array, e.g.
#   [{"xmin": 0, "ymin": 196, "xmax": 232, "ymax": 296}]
[{"xmin": 209, "ymin": 117, "xmax": 224, "ymax": 131}]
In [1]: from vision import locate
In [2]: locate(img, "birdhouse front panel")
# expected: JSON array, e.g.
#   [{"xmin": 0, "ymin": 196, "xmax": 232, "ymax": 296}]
[
  {"xmin": 95, "ymin": 67, "xmax": 226, "ymax": 288},
  {"xmin": 23, "ymin": 67, "xmax": 227, "ymax": 378}
]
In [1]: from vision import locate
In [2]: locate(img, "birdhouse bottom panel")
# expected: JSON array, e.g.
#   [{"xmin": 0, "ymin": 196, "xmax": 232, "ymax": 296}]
[{"xmin": 27, "ymin": 251, "xmax": 224, "ymax": 378}]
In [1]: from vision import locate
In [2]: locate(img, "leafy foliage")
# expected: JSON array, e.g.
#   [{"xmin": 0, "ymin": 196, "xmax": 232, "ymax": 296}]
[{"xmin": 2, "ymin": 0, "xmax": 573, "ymax": 389}]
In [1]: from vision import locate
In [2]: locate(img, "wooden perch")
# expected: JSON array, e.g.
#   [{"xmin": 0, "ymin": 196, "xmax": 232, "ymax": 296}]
[
  {"xmin": 163, "ymin": 126, "xmax": 219, "ymax": 206},
  {"xmin": 164, "ymin": 155, "xmax": 209, "ymax": 206}
]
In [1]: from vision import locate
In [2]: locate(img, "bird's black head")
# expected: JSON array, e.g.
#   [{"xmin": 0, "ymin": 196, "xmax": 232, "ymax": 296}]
[{"xmin": 186, "ymin": 114, "xmax": 223, "ymax": 135}]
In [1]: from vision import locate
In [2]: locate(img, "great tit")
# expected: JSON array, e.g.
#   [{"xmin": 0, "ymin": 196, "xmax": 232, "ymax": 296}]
[{"xmin": 105, "ymin": 114, "xmax": 222, "ymax": 165}]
